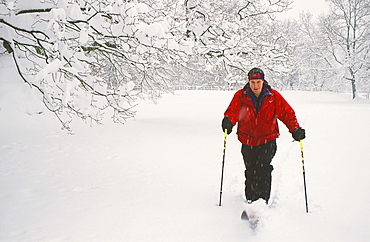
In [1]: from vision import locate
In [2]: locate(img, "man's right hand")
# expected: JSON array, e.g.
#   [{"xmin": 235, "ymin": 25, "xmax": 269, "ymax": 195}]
[{"xmin": 222, "ymin": 117, "xmax": 233, "ymax": 134}]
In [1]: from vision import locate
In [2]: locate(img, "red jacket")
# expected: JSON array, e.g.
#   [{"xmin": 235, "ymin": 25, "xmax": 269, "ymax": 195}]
[{"xmin": 224, "ymin": 84, "xmax": 300, "ymax": 146}]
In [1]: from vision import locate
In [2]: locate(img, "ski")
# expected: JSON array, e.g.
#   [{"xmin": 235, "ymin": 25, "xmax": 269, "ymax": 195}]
[{"xmin": 241, "ymin": 210, "xmax": 260, "ymax": 231}]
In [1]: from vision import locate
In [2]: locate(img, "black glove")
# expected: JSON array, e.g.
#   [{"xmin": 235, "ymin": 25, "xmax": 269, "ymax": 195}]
[
  {"xmin": 222, "ymin": 117, "xmax": 233, "ymax": 134},
  {"xmin": 292, "ymin": 127, "xmax": 306, "ymax": 141}
]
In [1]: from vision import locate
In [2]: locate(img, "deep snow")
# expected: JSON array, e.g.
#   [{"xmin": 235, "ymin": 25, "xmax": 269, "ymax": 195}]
[{"xmin": 1, "ymin": 56, "xmax": 370, "ymax": 241}]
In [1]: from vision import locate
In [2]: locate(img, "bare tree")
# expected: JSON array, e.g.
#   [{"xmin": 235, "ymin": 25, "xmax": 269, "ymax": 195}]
[
  {"xmin": 286, "ymin": 12, "xmax": 343, "ymax": 91},
  {"xmin": 319, "ymin": 0, "xmax": 370, "ymax": 99}
]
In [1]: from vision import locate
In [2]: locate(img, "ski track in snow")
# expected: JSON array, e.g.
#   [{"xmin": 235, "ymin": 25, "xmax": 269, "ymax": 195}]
[{"xmin": 1, "ymin": 62, "xmax": 370, "ymax": 241}]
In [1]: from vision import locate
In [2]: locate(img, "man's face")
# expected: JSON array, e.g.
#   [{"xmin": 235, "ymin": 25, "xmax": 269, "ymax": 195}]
[{"xmin": 249, "ymin": 79, "xmax": 263, "ymax": 97}]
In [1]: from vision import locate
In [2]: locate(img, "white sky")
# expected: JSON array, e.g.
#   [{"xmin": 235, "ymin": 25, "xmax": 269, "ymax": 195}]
[{"xmin": 277, "ymin": 0, "xmax": 330, "ymax": 19}]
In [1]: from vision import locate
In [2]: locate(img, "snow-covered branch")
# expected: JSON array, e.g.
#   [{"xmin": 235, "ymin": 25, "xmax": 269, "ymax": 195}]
[{"xmin": 0, "ymin": 0, "xmax": 192, "ymax": 131}]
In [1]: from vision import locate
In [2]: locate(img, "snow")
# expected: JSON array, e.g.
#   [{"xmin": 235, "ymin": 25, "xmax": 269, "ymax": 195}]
[{"xmin": 1, "ymin": 56, "xmax": 370, "ymax": 241}]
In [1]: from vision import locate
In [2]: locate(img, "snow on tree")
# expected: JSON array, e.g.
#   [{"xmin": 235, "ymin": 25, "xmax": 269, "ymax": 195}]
[
  {"xmin": 0, "ymin": 0, "xmax": 302, "ymax": 131},
  {"xmin": 1, "ymin": 0, "xmax": 296, "ymax": 131},
  {"xmin": 284, "ymin": 12, "xmax": 343, "ymax": 92},
  {"xmin": 0, "ymin": 0, "xmax": 191, "ymax": 131},
  {"xmin": 319, "ymin": 0, "xmax": 370, "ymax": 99},
  {"xmin": 182, "ymin": 0, "xmax": 293, "ymax": 87}
]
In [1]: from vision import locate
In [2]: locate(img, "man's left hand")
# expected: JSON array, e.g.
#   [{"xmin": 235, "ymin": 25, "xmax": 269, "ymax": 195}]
[{"xmin": 292, "ymin": 127, "xmax": 306, "ymax": 141}]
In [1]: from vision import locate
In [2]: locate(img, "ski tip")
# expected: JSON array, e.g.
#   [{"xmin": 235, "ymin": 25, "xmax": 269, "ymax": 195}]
[
  {"xmin": 241, "ymin": 210, "xmax": 249, "ymax": 220},
  {"xmin": 241, "ymin": 210, "xmax": 260, "ymax": 222}
]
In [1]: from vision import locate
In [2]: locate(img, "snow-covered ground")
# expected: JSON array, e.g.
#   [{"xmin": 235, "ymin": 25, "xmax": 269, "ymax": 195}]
[{"xmin": 1, "ymin": 56, "xmax": 370, "ymax": 241}]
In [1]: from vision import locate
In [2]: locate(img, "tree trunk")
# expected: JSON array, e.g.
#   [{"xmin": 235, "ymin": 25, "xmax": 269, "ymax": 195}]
[
  {"xmin": 351, "ymin": 79, "xmax": 357, "ymax": 99},
  {"xmin": 348, "ymin": 68, "xmax": 357, "ymax": 99}
]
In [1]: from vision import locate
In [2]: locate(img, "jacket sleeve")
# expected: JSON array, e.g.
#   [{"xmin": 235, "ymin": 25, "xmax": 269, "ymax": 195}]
[
  {"xmin": 224, "ymin": 90, "xmax": 243, "ymax": 125},
  {"xmin": 274, "ymin": 91, "xmax": 300, "ymax": 133}
]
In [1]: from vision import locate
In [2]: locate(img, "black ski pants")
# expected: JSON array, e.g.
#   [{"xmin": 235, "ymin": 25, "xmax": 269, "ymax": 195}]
[{"xmin": 241, "ymin": 139, "xmax": 277, "ymax": 203}]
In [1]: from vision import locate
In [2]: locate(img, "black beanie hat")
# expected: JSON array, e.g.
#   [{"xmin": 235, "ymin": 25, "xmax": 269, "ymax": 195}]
[{"xmin": 248, "ymin": 67, "xmax": 265, "ymax": 80}]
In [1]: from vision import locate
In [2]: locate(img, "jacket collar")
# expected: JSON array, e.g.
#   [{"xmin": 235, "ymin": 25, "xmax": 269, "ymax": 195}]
[{"xmin": 243, "ymin": 82, "xmax": 272, "ymax": 112}]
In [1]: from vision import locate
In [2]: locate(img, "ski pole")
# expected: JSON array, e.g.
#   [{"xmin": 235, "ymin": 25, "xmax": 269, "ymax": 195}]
[
  {"xmin": 218, "ymin": 129, "xmax": 228, "ymax": 206},
  {"xmin": 300, "ymin": 140, "xmax": 309, "ymax": 213}
]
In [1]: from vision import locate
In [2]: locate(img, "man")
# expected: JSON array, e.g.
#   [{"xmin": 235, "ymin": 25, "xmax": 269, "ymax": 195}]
[{"xmin": 222, "ymin": 67, "xmax": 305, "ymax": 205}]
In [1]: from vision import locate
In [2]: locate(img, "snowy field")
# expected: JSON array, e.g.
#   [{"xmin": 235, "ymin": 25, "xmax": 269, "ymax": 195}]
[{"xmin": 1, "ymin": 57, "xmax": 370, "ymax": 241}]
